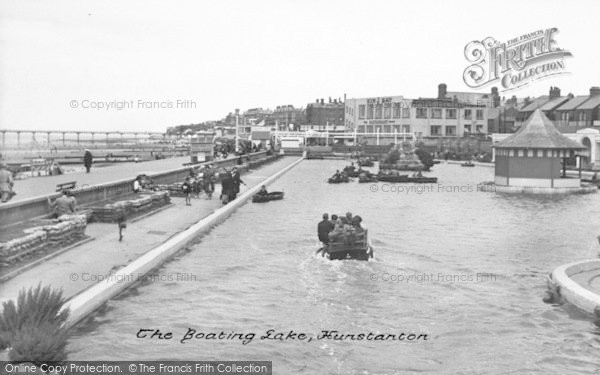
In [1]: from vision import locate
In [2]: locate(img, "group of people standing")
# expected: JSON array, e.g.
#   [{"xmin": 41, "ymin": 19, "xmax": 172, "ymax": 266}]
[
  {"xmin": 317, "ymin": 212, "xmax": 364, "ymax": 246},
  {"xmin": 179, "ymin": 164, "xmax": 245, "ymax": 206},
  {"xmin": 219, "ymin": 167, "xmax": 245, "ymax": 204},
  {"xmin": 180, "ymin": 164, "xmax": 218, "ymax": 205}
]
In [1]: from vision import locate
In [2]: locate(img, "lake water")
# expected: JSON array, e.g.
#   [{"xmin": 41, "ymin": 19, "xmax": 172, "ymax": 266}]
[{"xmin": 68, "ymin": 160, "xmax": 600, "ymax": 374}]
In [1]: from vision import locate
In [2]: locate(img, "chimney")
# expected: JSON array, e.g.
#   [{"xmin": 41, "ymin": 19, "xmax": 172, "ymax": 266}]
[
  {"xmin": 549, "ymin": 86, "xmax": 561, "ymax": 98},
  {"xmin": 438, "ymin": 83, "xmax": 447, "ymax": 99},
  {"xmin": 491, "ymin": 87, "xmax": 500, "ymax": 108},
  {"xmin": 590, "ymin": 87, "xmax": 600, "ymax": 97},
  {"xmin": 329, "ymin": 97, "xmax": 332, "ymax": 103},
  {"xmin": 321, "ymin": 98, "xmax": 324, "ymax": 104}
]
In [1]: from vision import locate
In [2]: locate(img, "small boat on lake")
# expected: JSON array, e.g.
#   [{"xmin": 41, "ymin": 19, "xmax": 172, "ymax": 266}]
[
  {"xmin": 461, "ymin": 161, "xmax": 475, "ymax": 167},
  {"xmin": 252, "ymin": 191, "xmax": 284, "ymax": 203},
  {"xmin": 318, "ymin": 230, "xmax": 373, "ymax": 261}
]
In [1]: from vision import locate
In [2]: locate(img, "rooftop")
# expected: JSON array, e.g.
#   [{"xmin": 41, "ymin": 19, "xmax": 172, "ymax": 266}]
[
  {"xmin": 577, "ymin": 95, "xmax": 600, "ymax": 110},
  {"xmin": 520, "ymin": 96, "xmax": 550, "ymax": 112},
  {"xmin": 495, "ymin": 109, "xmax": 585, "ymax": 150},
  {"xmin": 555, "ymin": 96, "xmax": 592, "ymax": 111}
]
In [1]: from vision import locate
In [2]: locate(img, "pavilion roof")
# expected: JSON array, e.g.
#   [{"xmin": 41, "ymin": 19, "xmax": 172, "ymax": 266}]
[{"xmin": 494, "ymin": 109, "xmax": 585, "ymax": 149}]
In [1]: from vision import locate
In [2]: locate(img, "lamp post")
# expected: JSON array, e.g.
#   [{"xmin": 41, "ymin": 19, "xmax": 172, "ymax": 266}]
[{"xmin": 235, "ymin": 108, "xmax": 240, "ymax": 154}]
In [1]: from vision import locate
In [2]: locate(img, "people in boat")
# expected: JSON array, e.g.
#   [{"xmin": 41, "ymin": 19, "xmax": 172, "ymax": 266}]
[
  {"xmin": 257, "ymin": 185, "xmax": 268, "ymax": 196},
  {"xmin": 318, "ymin": 213, "xmax": 334, "ymax": 246},
  {"xmin": 330, "ymin": 214, "xmax": 338, "ymax": 227},
  {"xmin": 412, "ymin": 171, "xmax": 423, "ymax": 178},
  {"xmin": 328, "ymin": 218, "xmax": 345, "ymax": 242},
  {"xmin": 331, "ymin": 170, "xmax": 342, "ymax": 181},
  {"xmin": 352, "ymin": 215, "xmax": 364, "ymax": 231},
  {"xmin": 343, "ymin": 163, "xmax": 355, "ymax": 174},
  {"xmin": 341, "ymin": 212, "xmax": 353, "ymax": 225}
]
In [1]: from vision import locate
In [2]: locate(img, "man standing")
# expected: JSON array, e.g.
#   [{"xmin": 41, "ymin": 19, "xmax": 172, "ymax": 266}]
[
  {"xmin": 220, "ymin": 169, "xmax": 234, "ymax": 204},
  {"xmin": 202, "ymin": 164, "xmax": 215, "ymax": 198},
  {"xmin": 83, "ymin": 149, "xmax": 93, "ymax": 173},
  {"xmin": 231, "ymin": 167, "xmax": 245, "ymax": 199},
  {"xmin": 318, "ymin": 213, "xmax": 335, "ymax": 246},
  {"xmin": 0, "ymin": 163, "xmax": 14, "ymax": 203}
]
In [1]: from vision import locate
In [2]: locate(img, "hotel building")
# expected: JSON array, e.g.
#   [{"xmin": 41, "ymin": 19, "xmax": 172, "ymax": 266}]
[{"xmin": 345, "ymin": 95, "xmax": 489, "ymax": 138}]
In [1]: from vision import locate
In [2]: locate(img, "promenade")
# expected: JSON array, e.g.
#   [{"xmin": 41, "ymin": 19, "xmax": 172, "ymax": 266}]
[
  {"xmin": 0, "ymin": 156, "xmax": 299, "ymax": 305},
  {"xmin": 10, "ymin": 156, "xmax": 203, "ymax": 202}
]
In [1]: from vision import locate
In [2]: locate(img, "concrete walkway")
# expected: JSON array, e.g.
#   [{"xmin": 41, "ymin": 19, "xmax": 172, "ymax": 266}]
[
  {"xmin": 0, "ymin": 156, "xmax": 299, "ymax": 304},
  {"xmin": 10, "ymin": 155, "xmax": 230, "ymax": 202}
]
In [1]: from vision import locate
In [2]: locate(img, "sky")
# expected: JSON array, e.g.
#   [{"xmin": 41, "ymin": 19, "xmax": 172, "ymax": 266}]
[{"xmin": 0, "ymin": 0, "xmax": 599, "ymax": 132}]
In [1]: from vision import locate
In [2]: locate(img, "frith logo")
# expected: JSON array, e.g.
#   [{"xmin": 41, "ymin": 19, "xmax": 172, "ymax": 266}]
[{"xmin": 463, "ymin": 28, "xmax": 572, "ymax": 91}]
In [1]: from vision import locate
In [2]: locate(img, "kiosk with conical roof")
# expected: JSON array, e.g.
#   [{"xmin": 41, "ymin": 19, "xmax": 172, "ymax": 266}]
[{"xmin": 492, "ymin": 109, "xmax": 594, "ymax": 193}]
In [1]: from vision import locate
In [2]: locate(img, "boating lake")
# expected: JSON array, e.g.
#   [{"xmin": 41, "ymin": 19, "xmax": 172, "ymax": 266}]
[{"xmin": 68, "ymin": 160, "xmax": 600, "ymax": 374}]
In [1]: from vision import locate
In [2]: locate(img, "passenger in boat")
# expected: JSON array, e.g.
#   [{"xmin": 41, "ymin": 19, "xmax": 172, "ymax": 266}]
[
  {"xmin": 328, "ymin": 218, "xmax": 345, "ymax": 242},
  {"xmin": 330, "ymin": 214, "xmax": 338, "ymax": 227},
  {"xmin": 341, "ymin": 212, "xmax": 353, "ymax": 225},
  {"xmin": 318, "ymin": 213, "xmax": 334, "ymax": 245},
  {"xmin": 331, "ymin": 170, "xmax": 342, "ymax": 181},
  {"xmin": 352, "ymin": 215, "xmax": 363, "ymax": 230},
  {"xmin": 257, "ymin": 185, "xmax": 268, "ymax": 196}
]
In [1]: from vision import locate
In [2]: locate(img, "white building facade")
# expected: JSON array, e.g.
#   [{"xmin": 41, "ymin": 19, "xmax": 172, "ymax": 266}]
[{"xmin": 345, "ymin": 96, "xmax": 489, "ymax": 138}]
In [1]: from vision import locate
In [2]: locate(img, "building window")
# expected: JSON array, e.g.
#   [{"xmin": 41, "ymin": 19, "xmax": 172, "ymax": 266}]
[
  {"xmin": 464, "ymin": 109, "xmax": 472, "ymax": 120},
  {"xmin": 393, "ymin": 125, "xmax": 401, "ymax": 133},
  {"xmin": 431, "ymin": 108, "xmax": 442, "ymax": 119},
  {"xmin": 476, "ymin": 109, "xmax": 484, "ymax": 120},
  {"xmin": 358, "ymin": 126, "xmax": 365, "ymax": 132},
  {"xmin": 367, "ymin": 105, "xmax": 374, "ymax": 119},
  {"xmin": 518, "ymin": 150, "xmax": 524, "ymax": 157},
  {"xmin": 402, "ymin": 107, "xmax": 410, "ymax": 118},
  {"xmin": 464, "ymin": 124, "xmax": 471, "ymax": 133},
  {"xmin": 392, "ymin": 103, "xmax": 401, "ymax": 118},
  {"xmin": 528, "ymin": 150, "xmax": 533, "ymax": 157},
  {"xmin": 537, "ymin": 150, "xmax": 543, "ymax": 157},
  {"xmin": 430, "ymin": 125, "xmax": 442, "ymax": 136},
  {"xmin": 376, "ymin": 104, "xmax": 383, "ymax": 119},
  {"xmin": 446, "ymin": 109, "xmax": 457, "ymax": 119},
  {"xmin": 476, "ymin": 124, "xmax": 483, "ymax": 133},
  {"xmin": 384, "ymin": 103, "xmax": 391, "ymax": 119},
  {"xmin": 359, "ymin": 105, "xmax": 366, "ymax": 119},
  {"xmin": 416, "ymin": 108, "xmax": 428, "ymax": 118},
  {"xmin": 383, "ymin": 125, "xmax": 391, "ymax": 133},
  {"xmin": 509, "ymin": 150, "xmax": 514, "ymax": 157},
  {"xmin": 366, "ymin": 125, "xmax": 374, "ymax": 133},
  {"xmin": 402, "ymin": 125, "xmax": 410, "ymax": 133},
  {"xmin": 445, "ymin": 126, "xmax": 456, "ymax": 136}
]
